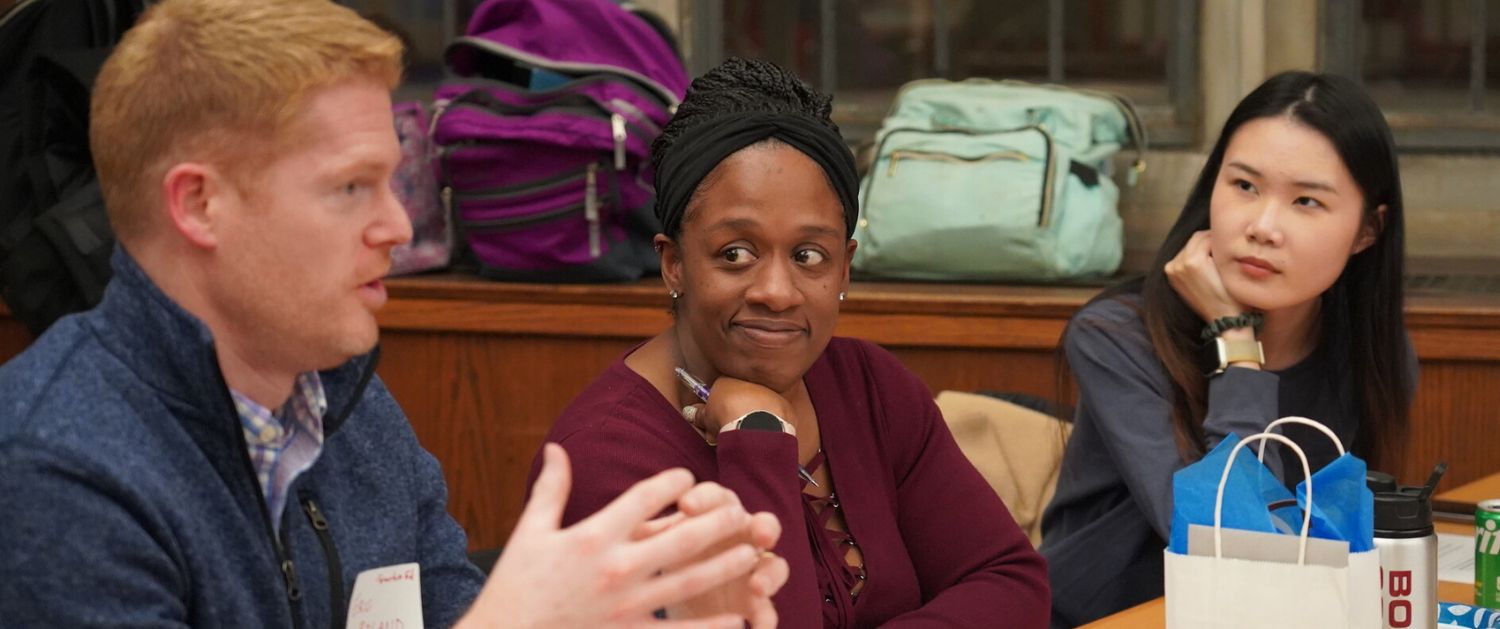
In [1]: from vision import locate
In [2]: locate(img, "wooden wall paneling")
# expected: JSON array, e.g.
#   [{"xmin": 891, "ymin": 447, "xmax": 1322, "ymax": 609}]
[
  {"xmin": 1394, "ymin": 303, "xmax": 1500, "ymax": 492},
  {"xmin": 4, "ymin": 285, "xmax": 1500, "ymax": 555},
  {"xmin": 1399, "ymin": 360, "xmax": 1500, "ymax": 496},
  {"xmin": 834, "ymin": 313, "xmax": 1068, "ymax": 350},
  {"xmin": 379, "ymin": 297, "xmax": 670, "ymax": 338},
  {"xmin": 888, "ymin": 347, "xmax": 1063, "ymax": 402},
  {"xmin": 377, "ymin": 330, "xmax": 645, "ymax": 550}
]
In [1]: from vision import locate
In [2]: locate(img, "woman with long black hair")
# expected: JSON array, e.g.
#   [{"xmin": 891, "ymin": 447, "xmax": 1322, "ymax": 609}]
[{"xmin": 1040, "ymin": 70, "xmax": 1415, "ymax": 627}]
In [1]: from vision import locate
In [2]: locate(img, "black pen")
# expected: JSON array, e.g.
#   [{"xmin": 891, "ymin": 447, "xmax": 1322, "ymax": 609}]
[{"xmin": 674, "ymin": 367, "xmax": 819, "ymax": 488}]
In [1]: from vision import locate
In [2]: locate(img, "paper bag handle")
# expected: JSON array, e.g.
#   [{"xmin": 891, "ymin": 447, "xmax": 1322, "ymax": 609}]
[
  {"xmin": 1255, "ymin": 416, "xmax": 1345, "ymax": 463},
  {"xmin": 1215, "ymin": 432, "xmax": 1314, "ymax": 564}
]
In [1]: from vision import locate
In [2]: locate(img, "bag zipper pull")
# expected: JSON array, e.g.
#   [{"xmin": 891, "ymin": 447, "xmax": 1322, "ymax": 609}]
[
  {"xmin": 611, "ymin": 114, "xmax": 627, "ymax": 171},
  {"xmin": 428, "ymin": 98, "xmax": 450, "ymax": 138},
  {"xmin": 585, "ymin": 163, "xmax": 601, "ymax": 258}
]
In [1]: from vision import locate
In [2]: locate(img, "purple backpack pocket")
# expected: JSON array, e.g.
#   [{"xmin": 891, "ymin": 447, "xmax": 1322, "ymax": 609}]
[
  {"xmin": 433, "ymin": 80, "xmax": 662, "ymax": 281},
  {"xmin": 432, "ymin": 0, "xmax": 686, "ymax": 282}
]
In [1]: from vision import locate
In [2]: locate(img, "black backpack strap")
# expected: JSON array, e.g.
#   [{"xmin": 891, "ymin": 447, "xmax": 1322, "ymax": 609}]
[
  {"xmin": 21, "ymin": 48, "xmax": 104, "ymax": 210},
  {"xmin": 0, "ymin": 0, "xmax": 144, "ymax": 334},
  {"xmin": 33, "ymin": 180, "xmax": 115, "ymax": 307},
  {"xmin": 0, "ymin": 183, "xmax": 113, "ymax": 335},
  {"xmin": 4, "ymin": 49, "xmax": 117, "ymax": 335}
]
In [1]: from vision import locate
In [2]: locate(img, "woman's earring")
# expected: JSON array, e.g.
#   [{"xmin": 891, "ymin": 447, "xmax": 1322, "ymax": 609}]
[
  {"xmin": 669, "ymin": 290, "xmax": 681, "ymax": 300},
  {"xmin": 838, "ymin": 292, "xmax": 846, "ymax": 302}
]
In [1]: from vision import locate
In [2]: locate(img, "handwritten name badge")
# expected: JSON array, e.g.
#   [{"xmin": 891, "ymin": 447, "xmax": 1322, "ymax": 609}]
[{"xmin": 346, "ymin": 562, "xmax": 423, "ymax": 629}]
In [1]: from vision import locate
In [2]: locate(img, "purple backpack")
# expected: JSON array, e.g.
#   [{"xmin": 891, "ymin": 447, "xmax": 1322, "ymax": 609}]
[{"xmin": 433, "ymin": 0, "xmax": 688, "ymax": 282}]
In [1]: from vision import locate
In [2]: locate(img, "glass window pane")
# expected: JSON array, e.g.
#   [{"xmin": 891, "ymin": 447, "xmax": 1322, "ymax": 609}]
[
  {"xmin": 721, "ymin": 0, "xmax": 1174, "ymax": 132},
  {"xmin": 1360, "ymin": 0, "xmax": 1500, "ymax": 112},
  {"xmin": 336, "ymin": 0, "xmax": 484, "ymax": 98}
]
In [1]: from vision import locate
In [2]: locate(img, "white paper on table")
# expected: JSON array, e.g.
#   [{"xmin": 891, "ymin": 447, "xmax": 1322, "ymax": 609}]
[
  {"xmin": 346, "ymin": 562, "xmax": 423, "ymax": 629},
  {"xmin": 1439, "ymin": 532, "xmax": 1476, "ymax": 585}
]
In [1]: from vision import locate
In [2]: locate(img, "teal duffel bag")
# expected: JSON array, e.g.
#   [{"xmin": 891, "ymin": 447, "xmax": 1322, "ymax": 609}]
[{"xmin": 853, "ymin": 78, "xmax": 1146, "ymax": 282}]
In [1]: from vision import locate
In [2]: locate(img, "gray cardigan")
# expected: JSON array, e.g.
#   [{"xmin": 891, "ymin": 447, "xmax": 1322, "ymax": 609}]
[{"xmin": 1039, "ymin": 294, "xmax": 1379, "ymax": 628}]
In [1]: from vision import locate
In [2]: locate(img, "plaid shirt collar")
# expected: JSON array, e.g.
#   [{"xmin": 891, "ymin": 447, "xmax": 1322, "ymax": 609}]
[{"xmin": 231, "ymin": 372, "xmax": 327, "ymax": 501}]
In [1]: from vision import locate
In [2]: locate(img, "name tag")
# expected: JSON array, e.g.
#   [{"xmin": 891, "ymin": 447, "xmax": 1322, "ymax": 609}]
[{"xmin": 346, "ymin": 562, "xmax": 423, "ymax": 629}]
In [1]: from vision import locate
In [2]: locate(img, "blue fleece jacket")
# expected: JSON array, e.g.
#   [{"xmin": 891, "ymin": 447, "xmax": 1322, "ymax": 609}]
[{"xmin": 0, "ymin": 249, "xmax": 484, "ymax": 628}]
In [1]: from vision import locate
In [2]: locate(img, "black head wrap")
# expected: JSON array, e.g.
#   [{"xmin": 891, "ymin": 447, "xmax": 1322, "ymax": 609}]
[{"xmin": 653, "ymin": 112, "xmax": 859, "ymax": 240}]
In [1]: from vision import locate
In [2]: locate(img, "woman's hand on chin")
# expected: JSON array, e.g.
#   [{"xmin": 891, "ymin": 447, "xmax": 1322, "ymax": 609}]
[
  {"xmin": 1166, "ymin": 230, "xmax": 1250, "ymax": 323},
  {"xmin": 684, "ymin": 377, "xmax": 796, "ymax": 440}
]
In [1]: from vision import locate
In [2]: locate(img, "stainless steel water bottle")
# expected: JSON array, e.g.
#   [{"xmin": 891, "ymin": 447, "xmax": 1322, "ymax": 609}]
[{"xmin": 1371, "ymin": 463, "xmax": 1446, "ymax": 629}]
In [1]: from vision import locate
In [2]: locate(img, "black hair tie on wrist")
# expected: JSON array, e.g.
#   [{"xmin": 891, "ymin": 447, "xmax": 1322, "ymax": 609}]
[{"xmin": 1201, "ymin": 312, "xmax": 1265, "ymax": 341}]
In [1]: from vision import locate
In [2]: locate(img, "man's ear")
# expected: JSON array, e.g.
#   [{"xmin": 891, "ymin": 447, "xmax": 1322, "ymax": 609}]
[
  {"xmin": 161, "ymin": 163, "xmax": 227, "ymax": 250},
  {"xmin": 1352, "ymin": 203, "xmax": 1387, "ymax": 255},
  {"xmin": 655, "ymin": 233, "xmax": 682, "ymax": 293}
]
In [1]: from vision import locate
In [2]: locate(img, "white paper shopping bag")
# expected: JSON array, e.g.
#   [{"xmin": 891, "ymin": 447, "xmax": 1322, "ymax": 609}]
[
  {"xmin": 1165, "ymin": 430, "xmax": 1373, "ymax": 628},
  {"xmin": 1259, "ymin": 417, "xmax": 1381, "ymax": 629}
]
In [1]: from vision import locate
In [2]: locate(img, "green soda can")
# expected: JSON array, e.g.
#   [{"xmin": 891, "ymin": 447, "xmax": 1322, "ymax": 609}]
[{"xmin": 1477, "ymin": 499, "xmax": 1500, "ymax": 607}]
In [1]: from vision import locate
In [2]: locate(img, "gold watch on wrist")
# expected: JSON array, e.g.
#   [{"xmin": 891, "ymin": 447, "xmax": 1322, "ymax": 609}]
[{"xmin": 1212, "ymin": 337, "xmax": 1265, "ymax": 375}]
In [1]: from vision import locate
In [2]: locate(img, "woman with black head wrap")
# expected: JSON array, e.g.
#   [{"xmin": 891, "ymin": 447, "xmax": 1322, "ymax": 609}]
[{"xmin": 528, "ymin": 58, "xmax": 1049, "ymax": 627}]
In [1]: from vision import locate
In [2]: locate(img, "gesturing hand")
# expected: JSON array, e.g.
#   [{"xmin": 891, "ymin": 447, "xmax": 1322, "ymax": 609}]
[
  {"xmin": 655, "ymin": 487, "xmax": 788, "ymax": 628},
  {"xmin": 459, "ymin": 444, "xmax": 785, "ymax": 629},
  {"xmin": 1165, "ymin": 230, "xmax": 1249, "ymax": 324}
]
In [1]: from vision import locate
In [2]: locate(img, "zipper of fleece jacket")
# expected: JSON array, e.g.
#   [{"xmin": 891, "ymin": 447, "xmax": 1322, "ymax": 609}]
[
  {"xmin": 216, "ymin": 348, "xmax": 380, "ymax": 629},
  {"xmin": 277, "ymin": 507, "xmax": 307, "ymax": 629},
  {"xmin": 300, "ymin": 493, "xmax": 346, "ymax": 627},
  {"xmin": 223, "ymin": 382, "xmax": 309, "ymax": 629},
  {"xmin": 289, "ymin": 349, "xmax": 378, "ymax": 628}
]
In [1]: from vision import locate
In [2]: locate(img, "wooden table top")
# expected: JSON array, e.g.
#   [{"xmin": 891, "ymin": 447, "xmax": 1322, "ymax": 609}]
[
  {"xmin": 1081, "ymin": 470, "xmax": 1500, "ymax": 628},
  {"xmin": 377, "ymin": 272, "xmax": 1500, "ymax": 321},
  {"xmin": 1436, "ymin": 469, "xmax": 1500, "ymax": 514}
]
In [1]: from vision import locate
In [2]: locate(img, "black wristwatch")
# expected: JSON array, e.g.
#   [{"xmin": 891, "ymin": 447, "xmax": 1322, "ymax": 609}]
[
  {"xmin": 730, "ymin": 410, "xmax": 791, "ymax": 433},
  {"xmin": 727, "ymin": 410, "xmax": 816, "ymax": 486}
]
